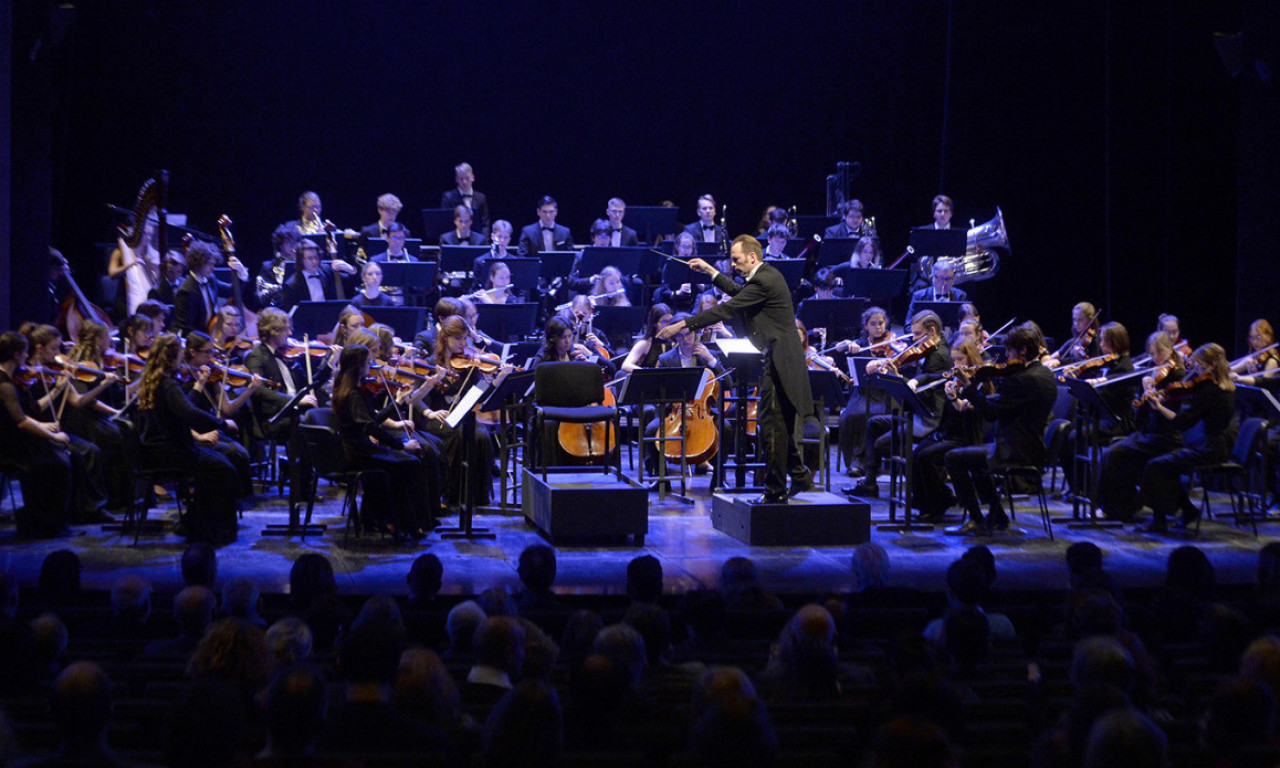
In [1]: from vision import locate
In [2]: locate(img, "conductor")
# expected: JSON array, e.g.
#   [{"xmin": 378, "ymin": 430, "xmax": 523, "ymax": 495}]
[{"xmin": 658, "ymin": 235, "xmax": 814, "ymax": 504}]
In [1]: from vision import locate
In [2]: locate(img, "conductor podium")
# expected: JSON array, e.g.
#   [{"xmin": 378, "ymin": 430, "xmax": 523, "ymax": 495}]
[
  {"xmin": 521, "ymin": 469, "xmax": 648, "ymax": 545},
  {"xmin": 711, "ymin": 492, "xmax": 871, "ymax": 546}
]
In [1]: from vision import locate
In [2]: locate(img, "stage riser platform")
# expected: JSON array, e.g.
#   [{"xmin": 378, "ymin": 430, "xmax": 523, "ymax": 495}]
[
  {"xmin": 711, "ymin": 492, "xmax": 871, "ymax": 546},
  {"xmin": 522, "ymin": 469, "xmax": 649, "ymax": 545}
]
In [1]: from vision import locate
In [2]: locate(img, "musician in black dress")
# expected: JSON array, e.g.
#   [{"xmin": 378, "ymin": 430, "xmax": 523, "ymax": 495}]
[
  {"xmin": 1133, "ymin": 343, "xmax": 1236, "ymax": 533},
  {"xmin": 137, "ymin": 334, "xmax": 240, "ymax": 545},
  {"xmin": 833, "ymin": 306, "xmax": 898, "ymax": 477},
  {"xmin": 332, "ymin": 343, "xmax": 435, "ymax": 540},
  {"xmin": 621, "ymin": 303, "xmax": 674, "ymax": 373},
  {"xmin": 181, "ymin": 331, "xmax": 262, "ymax": 505},
  {"xmin": 943, "ymin": 322, "xmax": 1058, "ymax": 534},
  {"xmin": 912, "ymin": 339, "xmax": 990, "ymax": 520},
  {"xmin": 1056, "ymin": 321, "xmax": 1137, "ymax": 497},
  {"xmin": 63, "ymin": 320, "xmax": 131, "ymax": 516}
]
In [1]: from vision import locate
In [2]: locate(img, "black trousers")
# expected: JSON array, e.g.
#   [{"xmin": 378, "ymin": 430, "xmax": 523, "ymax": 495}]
[
  {"xmin": 64, "ymin": 410, "xmax": 131, "ymax": 514},
  {"xmin": 347, "ymin": 445, "xmax": 431, "ymax": 533},
  {"xmin": 1142, "ymin": 446, "xmax": 1225, "ymax": 524},
  {"xmin": 758, "ymin": 353, "xmax": 808, "ymax": 497},
  {"xmin": 1096, "ymin": 432, "xmax": 1180, "ymax": 521},
  {"xmin": 944, "ymin": 444, "xmax": 1003, "ymax": 524},
  {"xmin": 150, "ymin": 444, "xmax": 239, "ymax": 545},
  {"xmin": 838, "ymin": 390, "xmax": 889, "ymax": 469},
  {"xmin": 912, "ymin": 437, "xmax": 965, "ymax": 516},
  {"xmin": 6, "ymin": 436, "xmax": 71, "ymax": 536},
  {"xmin": 422, "ymin": 417, "xmax": 494, "ymax": 507}
]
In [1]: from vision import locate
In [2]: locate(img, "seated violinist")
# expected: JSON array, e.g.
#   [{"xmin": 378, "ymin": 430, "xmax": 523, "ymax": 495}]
[
  {"xmin": 209, "ymin": 305, "xmax": 252, "ymax": 362},
  {"xmin": 1158, "ymin": 313, "xmax": 1192, "ymax": 362},
  {"xmin": 1046, "ymin": 302, "xmax": 1100, "ymax": 367},
  {"xmin": 1233, "ymin": 318, "xmax": 1280, "ymax": 385},
  {"xmin": 643, "ymin": 313, "xmax": 726, "ymax": 475},
  {"xmin": 173, "ymin": 241, "xmax": 251, "ymax": 336},
  {"xmin": 59, "ymin": 321, "xmax": 131, "ymax": 519},
  {"xmin": 942, "ymin": 321, "xmax": 1058, "ymax": 535},
  {"xmin": 181, "ymin": 331, "xmax": 262, "ymax": 507},
  {"xmin": 1057, "ymin": 322, "xmax": 1139, "ymax": 497},
  {"xmin": 834, "ymin": 305, "xmax": 898, "ymax": 477}
]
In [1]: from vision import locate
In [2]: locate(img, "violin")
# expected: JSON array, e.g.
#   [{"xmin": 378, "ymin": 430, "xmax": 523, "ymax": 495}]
[
  {"xmin": 13, "ymin": 365, "xmax": 66, "ymax": 389},
  {"xmin": 279, "ymin": 339, "xmax": 332, "ymax": 360},
  {"xmin": 807, "ymin": 351, "xmax": 853, "ymax": 384},
  {"xmin": 883, "ymin": 336, "xmax": 938, "ymax": 370},
  {"xmin": 103, "ymin": 349, "xmax": 146, "ymax": 375},
  {"xmin": 449, "ymin": 350, "xmax": 512, "ymax": 375},
  {"xmin": 966, "ymin": 360, "xmax": 1027, "ymax": 382},
  {"xmin": 48, "ymin": 358, "xmax": 110, "ymax": 384},
  {"xmin": 1056, "ymin": 353, "xmax": 1118, "ymax": 381},
  {"xmin": 1134, "ymin": 370, "xmax": 1209, "ymax": 408},
  {"xmin": 203, "ymin": 362, "xmax": 278, "ymax": 390}
]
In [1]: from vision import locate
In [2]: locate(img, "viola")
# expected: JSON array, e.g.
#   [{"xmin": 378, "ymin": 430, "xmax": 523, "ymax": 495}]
[{"xmin": 806, "ymin": 352, "xmax": 853, "ymax": 385}]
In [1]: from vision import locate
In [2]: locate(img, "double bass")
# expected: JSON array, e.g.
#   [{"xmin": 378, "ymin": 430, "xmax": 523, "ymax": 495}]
[
  {"xmin": 216, "ymin": 215, "xmax": 258, "ymax": 340},
  {"xmin": 53, "ymin": 249, "xmax": 115, "ymax": 340}
]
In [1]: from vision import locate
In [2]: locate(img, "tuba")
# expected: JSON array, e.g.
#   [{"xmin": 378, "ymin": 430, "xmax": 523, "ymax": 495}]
[{"xmin": 950, "ymin": 207, "xmax": 1008, "ymax": 285}]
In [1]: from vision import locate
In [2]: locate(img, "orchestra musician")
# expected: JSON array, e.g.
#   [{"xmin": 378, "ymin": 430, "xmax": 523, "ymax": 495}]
[
  {"xmin": 0, "ymin": 331, "xmax": 77, "ymax": 537},
  {"xmin": 518, "ymin": 196, "xmax": 574, "ymax": 257},
  {"xmin": 473, "ymin": 262, "xmax": 522, "ymax": 305},
  {"xmin": 440, "ymin": 205, "xmax": 485, "ymax": 246},
  {"xmin": 756, "ymin": 206, "xmax": 789, "ymax": 237},
  {"xmin": 1095, "ymin": 331, "xmax": 1185, "ymax": 523},
  {"xmin": 137, "ymin": 334, "xmax": 241, "ymax": 545},
  {"xmin": 1233, "ymin": 319, "xmax": 1280, "ymax": 384},
  {"xmin": 694, "ymin": 292, "xmax": 733, "ymax": 340},
  {"xmin": 621, "ymin": 303, "xmax": 674, "ymax": 373},
  {"xmin": 942, "ymin": 322, "xmax": 1058, "ymax": 534},
  {"xmin": 833, "ymin": 305, "xmax": 897, "ymax": 477},
  {"xmin": 652, "ymin": 233, "xmax": 705, "ymax": 313},
  {"xmin": 643, "ymin": 313, "xmax": 727, "ymax": 476},
  {"xmin": 1131, "ymin": 343, "xmax": 1236, "ymax": 533},
  {"xmin": 280, "ymin": 238, "xmax": 357, "ymax": 310},
  {"xmin": 912, "ymin": 339, "xmax": 991, "ymax": 521},
  {"xmin": 135, "ymin": 300, "xmax": 168, "ymax": 337},
  {"xmin": 118, "ymin": 314, "xmax": 154, "ymax": 361},
  {"xmin": 605, "ymin": 198, "xmax": 639, "ymax": 247},
  {"xmin": 256, "ymin": 226, "xmax": 298, "ymax": 311},
  {"xmin": 1047, "ymin": 302, "xmax": 1102, "ymax": 366},
  {"xmin": 149, "ymin": 249, "xmax": 186, "ymax": 310},
  {"xmin": 658, "ymin": 236, "xmax": 814, "ymax": 504},
  {"xmin": 682, "ymin": 194, "xmax": 727, "ymax": 244},
  {"xmin": 372, "ymin": 223, "xmax": 418, "ymax": 264},
  {"xmin": 356, "ymin": 193, "xmax": 406, "ymax": 253},
  {"xmin": 441, "ymin": 162, "xmax": 490, "ymax": 236},
  {"xmin": 287, "ymin": 191, "xmax": 326, "ymax": 235},
  {"xmin": 1158, "ymin": 313, "xmax": 1193, "ymax": 362},
  {"xmin": 847, "ymin": 310, "xmax": 951, "ymax": 498},
  {"xmin": 173, "ymin": 241, "xmax": 252, "ymax": 336},
  {"xmin": 1056, "ymin": 321, "xmax": 1138, "ymax": 498},
  {"xmin": 63, "ymin": 321, "xmax": 131, "ymax": 517},
  {"xmin": 558, "ymin": 296, "xmax": 615, "ymax": 359},
  {"xmin": 823, "ymin": 200, "xmax": 867, "ymax": 240},
  {"xmin": 762, "ymin": 225, "xmax": 790, "ymax": 259},
  {"xmin": 108, "ymin": 215, "xmax": 161, "ymax": 315},
  {"xmin": 587, "ymin": 219, "xmax": 612, "ymax": 248},
  {"xmin": 25, "ymin": 324, "xmax": 110, "ymax": 522},
  {"xmin": 332, "ymin": 343, "xmax": 437, "ymax": 540},
  {"xmin": 850, "ymin": 236, "xmax": 882, "ymax": 269},
  {"xmin": 351, "ymin": 262, "xmax": 395, "ymax": 308},
  {"xmin": 906, "ymin": 258, "xmax": 968, "ymax": 323},
  {"xmin": 181, "ymin": 331, "xmax": 261, "ymax": 506},
  {"xmin": 589, "ymin": 266, "xmax": 631, "ymax": 307},
  {"xmin": 924, "ymin": 195, "xmax": 956, "ymax": 229}
]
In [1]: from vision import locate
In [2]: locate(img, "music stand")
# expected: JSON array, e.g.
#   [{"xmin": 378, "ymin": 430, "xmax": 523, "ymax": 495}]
[
  {"xmin": 538, "ymin": 251, "xmax": 576, "ymax": 285},
  {"xmin": 260, "ymin": 382, "xmax": 327, "ymax": 537},
  {"xmin": 363, "ymin": 238, "xmax": 422, "ymax": 258},
  {"xmin": 1236, "ymin": 385, "xmax": 1280, "ymax": 511},
  {"xmin": 440, "ymin": 245, "xmax": 491, "ymax": 274},
  {"xmin": 781, "ymin": 238, "xmax": 808, "ymax": 257},
  {"xmin": 475, "ymin": 302, "xmax": 538, "ymax": 342},
  {"xmin": 807, "ymin": 370, "xmax": 846, "ymax": 492},
  {"xmin": 765, "ymin": 258, "xmax": 806, "ymax": 294},
  {"xmin": 434, "ymin": 380, "xmax": 495, "ymax": 539},
  {"xmin": 624, "ymin": 206, "xmax": 680, "ymax": 244},
  {"xmin": 797, "ymin": 298, "xmax": 867, "ymax": 340},
  {"xmin": 419, "ymin": 208, "xmax": 455, "ymax": 242},
  {"xmin": 660, "ymin": 258, "xmax": 702, "ymax": 289},
  {"xmin": 288, "ymin": 300, "xmax": 350, "ymax": 339},
  {"xmin": 376, "ymin": 262, "xmax": 438, "ymax": 308},
  {"xmin": 837, "ymin": 268, "xmax": 908, "ymax": 306},
  {"xmin": 616, "ymin": 366, "xmax": 709, "ymax": 500},
  {"xmin": 1059, "ymin": 378, "xmax": 1124, "ymax": 529},
  {"xmin": 636, "ymin": 247, "xmax": 666, "ymax": 278},
  {"xmin": 300, "ymin": 233, "xmax": 347, "ymax": 260},
  {"xmin": 865, "ymin": 374, "xmax": 935, "ymax": 532},
  {"xmin": 909, "ymin": 228, "xmax": 966, "ymax": 259},
  {"xmin": 695, "ymin": 242, "xmax": 722, "ymax": 256},
  {"xmin": 476, "ymin": 369, "xmax": 536, "ymax": 512},
  {"xmin": 791, "ymin": 215, "xmax": 837, "ymax": 239},
  {"xmin": 577, "ymin": 247, "xmax": 644, "ymax": 279},
  {"xmin": 590, "ymin": 306, "xmax": 645, "ymax": 350},
  {"xmin": 362, "ymin": 305, "xmax": 427, "ymax": 340},
  {"xmin": 817, "ymin": 238, "xmax": 860, "ymax": 268},
  {"xmin": 500, "ymin": 341, "xmax": 542, "ymax": 370},
  {"xmin": 910, "ymin": 300, "xmax": 966, "ymax": 329},
  {"xmin": 715, "ymin": 338, "xmax": 765, "ymax": 493}
]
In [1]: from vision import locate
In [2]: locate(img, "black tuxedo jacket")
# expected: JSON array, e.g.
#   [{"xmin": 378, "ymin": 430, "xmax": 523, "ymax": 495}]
[
  {"xmin": 357, "ymin": 222, "xmax": 410, "ymax": 254},
  {"xmin": 371, "ymin": 252, "xmax": 420, "ymax": 264},
  {"xmin": 823, "ymin": 222, "xmax": 861, "ymax": 240},
  {"xmin": 682, "ymin": 221, "xmax": 727, "ymax": 244},
  {"xmin": 243, "ymin": 343, "xmax": 324, "ymax": 424},
  {"xmin": 962, "ymin": 360, "xmax": 1057, "ymax": 466},
  {"xmin": 441, "ymin": 189, "xmax": 491, "ymax": 234},
  {"xmin": 518, "ymin": 223, "xmax": 574, "ymax": 256},
  {"xmin": 440, "ymin": 230, "xmax": 486, "ymax": 246},
  {"xmin": 173, "ymin": 273, "xmax": 250, "ymax": 335},
  {"xmin": 906, "ymin": 285, "xmax": 969, "ymax": 323},
  {"xmin": 685, "ymin": 263, "xmax": 812, "ymax": 416},
  {"xmin": 606, "ymin": 225, "xmax": 639, "ymax": 247},
  {"xmin": 281, "ymin": 266, "xmax": 341, "ymax": 310}
]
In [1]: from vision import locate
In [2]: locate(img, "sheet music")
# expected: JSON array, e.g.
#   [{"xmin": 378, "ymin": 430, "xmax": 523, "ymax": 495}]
[
  {"xmin": 446, "ymin": 380, "xmax": 490, "ymax": 430},
  {"xmin": 714, "ymin": 338, "xmax": 761, "ymax": 355}
]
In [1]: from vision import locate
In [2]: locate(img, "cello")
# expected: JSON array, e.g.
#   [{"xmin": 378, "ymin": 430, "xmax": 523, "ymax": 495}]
[{"xmin": 661, "ymin": 370, "xmax": 721, "ymax": 465}]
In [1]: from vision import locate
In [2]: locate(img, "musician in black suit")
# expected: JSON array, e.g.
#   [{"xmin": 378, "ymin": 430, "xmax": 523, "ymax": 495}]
[
  {"xmin": 370, "ymin": 223, "xmax": 419, "ymax": 264},
  {"xmin": 823, "ymin": 199, "xmax": 867, "ymax": 240},
  {"xmin": 682, "ymin": 194, "xmax": 727, "ymax": 244},
  {"xmin": 439, "ymin": 205, "xmax": 486, "ymax": 246},
  {"xmin": 660, "ymin": 235, "xmax": 814, "ymax": 504},
  {"xmin": 642, "ymin": 314, "xmax": 727, "ymax": 474},
  {"xmin": 920, "ymin": 194, "xmax": 956, "ymax": 230},
  {"xmin": 149, "ymin": 250, "xmax": 186, "ymax": 309},
  {"xmin": 173, "ymin": 241, "xmax": 251, "ymax": 336},
  {"xmin": 279, "ymin": 239, "xmax": 357, "ymax": 310},
  {"xmin": 517, "ymin": 195, "xmax": 574, "ymax": 256},
  {"xmin": 440, "ymin": 162, "xmax": 490, "ymax": 235},
  {"xmin": 942, "ymin": 322, "xmax": 1058, "ymax": 534},
  {"xmin": 605, "ymin": 198, "xmax": 640, "ymax": 247},
  {"xmin": 356, "ymin": 193, "xmax": 406, "ymax": 254},
  {"xmin": 906, "ymin": 258, "xmax": 968, "ymax": 323}
]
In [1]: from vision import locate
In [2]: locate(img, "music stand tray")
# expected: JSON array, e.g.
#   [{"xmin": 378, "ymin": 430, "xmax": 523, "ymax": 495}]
[
  {"xmin": 592, "ymin": 306, "xmax": 648, "ymax": 350},
  {"xmin": 624, "ymin": 206, "xmax": 680, "ymax": 244},
  {"xmin": 797, "ymin": 298, "xmax": 867, "ymax": 337},
  {"xmin": 362, "ymin": 306, "xmax": 427, "ymax": 341},
  {"xmin": 695, "ymin": 242, "xmax": 721, "ymax": 256},
  {"xmin": 364, "ymin": 238, "xmax": 422, "ymax": 257},
  {"xmin": 910, "ymin": 300, "xmax": 966, "ymax": 328},
  {"xmin": 909, "ymin": 228, "xmax": 966, "ymax": 259},
  {"xmin": 419, "ymin": 208, "xmax": 455, "ymax": 242},
  {"xmin": 765, "ymin": 258, "xmax": 805, "ymax": 294},
  {"xmin": 376, "ymin": 262, "xmax": 438, "ymax": 291},
  {"xmin": 289, "ymin": 300, "xmax": 350, "ymax": 339},
  {"xmin": 439, "ymin": 245, "xmax": 491, "ymax": 274},
  {"xmin": 538, "ymin": 251, "xmax": 576, "ymax": 284},
  {"xmin": 818, "ymin": 238, "xmax": 859, "ymax": 268},
  {"xmin": 1237, "ymin": 384, "xmax": 1280, "ymax": 421},
  {"xmin": 660, "ymin": 259, "xmax": 702, "ymax": 288},
  {"xmin": 837, "ymin": 268, "xmax": 907, "ymax": 303},
  {"xmin": 866, "ymin": 373, "xmax": 935, "ymax": 532},
  {"xmin": 475, "ymin": 303, "xmax": 538, "ymax": 342},
  {"xmin": 577, "ymin": 247, "xmax": 644, "ymax": 278}
]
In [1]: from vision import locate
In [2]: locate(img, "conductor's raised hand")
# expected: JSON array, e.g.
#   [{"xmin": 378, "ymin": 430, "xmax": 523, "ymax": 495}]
[
  {"xmin": 687, "ymin": 258, "xmax": 715, "ymax": 275},
  {"xmin": 656, "ymin": 319, "xmax": 686, "ymax": 341}
]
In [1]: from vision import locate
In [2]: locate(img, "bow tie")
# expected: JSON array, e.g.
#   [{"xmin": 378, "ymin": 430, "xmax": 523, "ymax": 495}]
[
  {"xmin": 541, "ymin": 226, "xmax": 554, "ymax": 232},
  {"xmin": 702, "ymin": 225, "xmax": 715, "ymax": 230}
]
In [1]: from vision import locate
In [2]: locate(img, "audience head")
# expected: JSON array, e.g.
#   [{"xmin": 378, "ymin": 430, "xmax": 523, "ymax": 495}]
[
  {"xmin": 264, "ymin": 617, "xmax": 313, "ymax": 668},
  {"xmin": 111, "ymin": 574, "xmax": 152, "ymax": 626},
  {"xmin": 691, "ymin": 668, "xmax": 778, "ymax": 768},
  {"xmin": 407, "ymin": 553, "xmax": 444, "ymax": 601},
  {"xmin": 220, "ymin": 577, "xmax": 260, "ymax": 623},
  {"xmin": 474, "ymin": 616, "xmax": 526, "ymax": 679},
  {"xmin": 1205, "ymin": 677, "xmax": 1275, "ymax": 758},
  {"xmin": 29, "ymin": 613, "xmax": 69, "ymax": 675},
  {"xmin": 50, "ymin": 662, "xmax": 113, "ymax": 748},
  {"xmin": 262, "ymin": 665, "xmax": 327, "ymax": 757},
  {"xmin": 1067, "ymin": 542, "xmax": 1104, "ymax": 579},
  {"xmin": 1083, "ymin": 709, "xmax": 1168, "ymax": 768},
  {"xmin": 395, "ymin": 648, "xmax": 461, "ymax": 729},
  {"xmin": 478, "ymin": 587, "xmax": 517, "ymax": 618},
  {"xmin": 720, "ymin": 557, "xmax": 764, "ymax": 603},
  {"xmin": 851, "ymin": 542, "xmax": 890, "ymax": 591},
  {"xmin": 872, "ymin": 717, "xmax": 956, "ymax": 768},
  {"xmin": 173, "ymin": 585, "xmax": 216, "ymax": 638},
  {"xmin": 289, "ymin": 553, "xmax": 337, "ymax": 611},
  {"xmin": 446, "ymin": 600, "xmax": 486, "ymax": 654},
  {"xmin": 38, "ymin": 550, "xmax": 83, "ymax": 606},
  {"xmin": 1165, "ymin": 545, "xmax": 1215, "ymax": 595},
  {"xmin": 338, "ymin": 612, "xmax": 405, "ymax": 687},
  {"xmin": 941, "ymin": 605, "xmax": 990, "ymax": 673},
  {"xmin": 481, "ymin": 680, "xmax": 563, "ymax": 768},
  {"xmin": 180, "ymin": 543, "xmax": 218, "ymax": 588},
  {"xmin": 592, "ymin": 623, "xmax": 647, "ymax": 688},
  {"xmin": 1071, "ymin": 636, "xmax": 1136, "ymax": 694},
  {"xmin": 558, "ymin": 610, "xmax": 603, "ymax": 672},
  {"xmin": 624, "ymin": 603, "xmax": 673, "ymax": 667},
  {"xmin": 187, "ymin": 618, "xmax": 270, "ymax": 697},
  {"xmin": 944, "ymin": 556, "xmax": 989, "ymax": 607},
  {"xmin": 518, "ymin": 618, "xmax": 560, "ymax": 682},
  {"xmin": 517, "ymin": 544, "xmax": 558, "ymax": 594},
  {"xmin": 680, "ymin": 589, "xmax": 728, "ymax": 643},
  {"xmin": 626, "ymin": 555, "xmax": 663, "ymax": 604}
]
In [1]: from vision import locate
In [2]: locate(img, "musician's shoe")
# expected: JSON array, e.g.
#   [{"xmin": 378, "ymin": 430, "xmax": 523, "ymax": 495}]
[
  {"xmin": 789, "ymin": 478, "xmax": 816, "ymax": 496},
  {"xmin": 944, "ymin": 520, "xmax": 981, "ymax": 535},
  {"xmin": 985, "ymin": 510, "xmax": 1010, "ymax": 532},
  {"xmin": 845, "ymin": 466, "xmax": 865, "ymax": 479},
  {"xmin": 752, "ymin": 494, "xmax": 789, "ymax": 505},
  {"xmin": 849, "ymin": 481, "xmax": 878, "ymax": 498}
]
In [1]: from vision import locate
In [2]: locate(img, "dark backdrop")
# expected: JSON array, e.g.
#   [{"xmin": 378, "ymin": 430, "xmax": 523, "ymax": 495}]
[{"xmin": 22, "ymin": 0, "xmax": 1251, "ymax": 352}]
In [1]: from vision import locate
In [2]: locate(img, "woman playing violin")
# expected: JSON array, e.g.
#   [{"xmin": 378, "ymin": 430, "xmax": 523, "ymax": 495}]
[
  {"xmin": 182, "ymin": 331, "xmax": 262, "ymax": 506},
  {"xmin": 1096, "ymin": 331, "xmax": 1186, "ymax": 523},
  {"xmin": 119, "ymin": 313, "xmax": 154, "ymax": 359},
  {"xmin": 911, "ymin": 339, "xmax": 991, "ymax": 520},
  {"xmin": 1128, "ymin": 343, "xmax": 1236, "ymax": 533},
  {"xmin": 64, "ymin": 320, "xmax": 133, "ymax": 516},
  {"xmin": 621, "ymin": 303, "xmax": 674, "ymax": 374},
  {"xmin": 1056, "ymin": 322, "xmax": 1139, "ymax": 499},
  {"xmin": 210, "ymin": 305, "xmax": 253, "ymax": 362},
  {"xmin": 1233, "ymin": 319, "xmax": 1280, "ymax": 382},
  {"xmin": 1158, "ymin": 313, "xmax": 1192, "ymax": 362},
  {"xmin": 1048, "ymin": 301, "xmax": 1101, "ymax": 366},
  {"xmin": 834, "ymin": 305, "xmax": 898, "ymax": 477}
]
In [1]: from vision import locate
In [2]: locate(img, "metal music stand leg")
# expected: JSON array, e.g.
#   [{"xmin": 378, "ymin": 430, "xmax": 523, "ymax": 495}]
[{"xmin": 439, "ymin": 410, "xmax": 495, "ymax": 540}]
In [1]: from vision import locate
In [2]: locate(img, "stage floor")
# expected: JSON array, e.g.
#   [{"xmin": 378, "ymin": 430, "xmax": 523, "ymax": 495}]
[{"xmin": 0, "ymin": 468, "xmax": 1272, "ymax": 599}]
